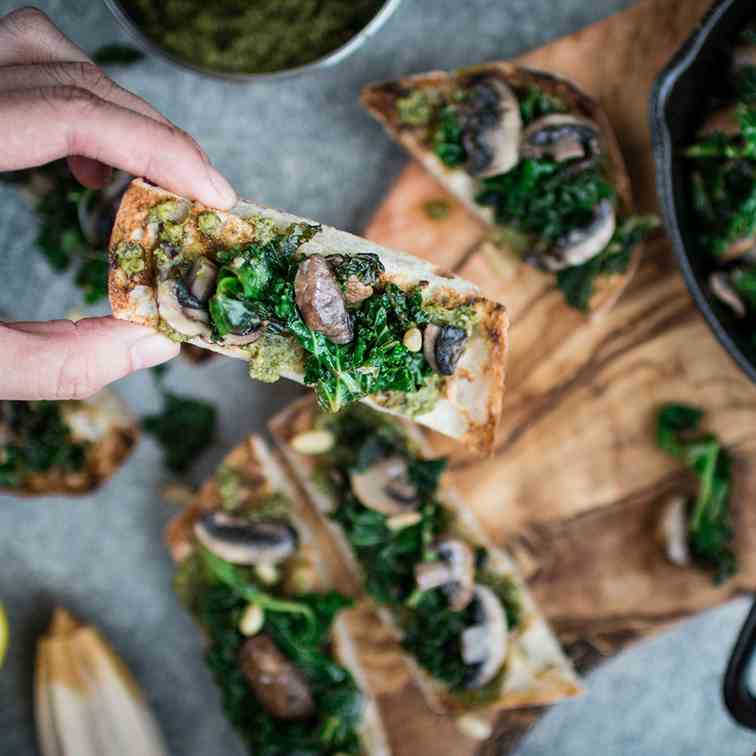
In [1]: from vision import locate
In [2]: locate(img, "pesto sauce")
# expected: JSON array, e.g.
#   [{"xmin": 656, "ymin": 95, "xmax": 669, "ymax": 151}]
[
  {"xmin": 120, "ymin": 0, "xmax": 385, "ymax": 74},
  {"xmin": 245, "ymin": 332, "xmax": 304, "ymax": 383}
]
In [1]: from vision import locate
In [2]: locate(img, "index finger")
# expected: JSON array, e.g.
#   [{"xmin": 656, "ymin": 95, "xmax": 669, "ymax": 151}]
[
  {"xmin": 0, "ymin": 86, "xmax": 237, "ymax": 209},
  {"xmin": 0, "ymin": 7, "xmax": 89, "ymax": 66}
]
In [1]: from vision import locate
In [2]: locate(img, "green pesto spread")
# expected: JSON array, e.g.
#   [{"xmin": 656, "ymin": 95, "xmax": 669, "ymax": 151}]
[
  {"xmin": 377, "ymin": 374, "xmax": 442, "ymax": 417},
  {"xmin": 120, "ymin": 0, "xmax": 385, "ymax": 75},
  {"xmin": 245, "ymin": 332, "xmax": 304, "ymax": 384},
  {"xmin": 114, "ymin": 241, "xmax": 145, "ymax": 276}
]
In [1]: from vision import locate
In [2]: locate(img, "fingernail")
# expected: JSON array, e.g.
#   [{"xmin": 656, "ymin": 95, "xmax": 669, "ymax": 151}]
[
  {"xmin": 129, "ymin": 333, "xmax": 180, "ymax": 370},
  {"xmin": 204, "ymin": 163, "xmax": 237, "ymax": 209}
]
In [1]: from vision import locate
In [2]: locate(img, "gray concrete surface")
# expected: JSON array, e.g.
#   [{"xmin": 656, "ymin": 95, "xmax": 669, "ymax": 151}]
[{"xmin": 0, "ymin": 0, "xmax": 754, "ymax": 754}]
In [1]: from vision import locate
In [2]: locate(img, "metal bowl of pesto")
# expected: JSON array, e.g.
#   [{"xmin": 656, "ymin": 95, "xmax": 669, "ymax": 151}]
[
  {"xmin": 651, "ymin": 0, "xmax": 756, "ymax": 384},
  {"xmin": 103, "ymin": 0, "xmax": 402, "ymax": 81}
]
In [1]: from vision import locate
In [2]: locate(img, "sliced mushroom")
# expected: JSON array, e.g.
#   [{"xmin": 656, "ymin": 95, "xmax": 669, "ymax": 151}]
[
  {"xmin": 722, "ymin": 236, "xmax": 756, "ymax": 262},
  {"xmin": 194, "ymin": 513, "xmax": 298, "ymax": 565},
  {"xmin": 343, "ymin": 275, "xmax": 374, "ymax": 305},
  {"xmin": 414, "ymin": 538, "xmax": 475, "ymax": 611},
  {"xmin": 461, "ymin": 585, "xmax": 508, "ymax": 689},
  {"xmin": 294, "ymin": 255, "xmax": 353, "ymax": 344},
  {"xmin": 521, "ymin": 114, "xmax": 601, "ymax": 167},
  {"xmin": 461, "ymin": 79, "xmax": 522, "ymax": 178},
  {"xmin": 350, "ymin": 456, "xmax": 418, "ymax": 516},
  {"xmin": 423, "ymin": 324, "xmax": 467, "ymax": 376},
  {"xmin": 157, "ymin": 279, "xmax": 212, "ymax": 338},
  {"xmin": 187, "ymin": 256, "xmax": 218, "ymax": 303},
  {"xmin": 239, "ymin": 633, "xmax": 315, "ymax": 720},
  {"xmin": 710, "ymin": 272, "xmax": 746, "ymax": 318},
  {"xmin": 657, "ymin": 495, "xmax": 691, "ymax": 568},
  {"xmin": 699, "ymin": 105, "xmax": 740, "ymax": 138},
  {"xmin": 537, "ymin": 199, "xmax": 616, "ymax": 272}
]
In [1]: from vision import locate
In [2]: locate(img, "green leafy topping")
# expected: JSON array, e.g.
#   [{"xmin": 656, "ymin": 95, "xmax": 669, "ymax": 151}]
[
  {"xmin": 656, "ymin": 403, "xmax": 737, "ymax": 583},
  {"xmin": 315, "ymin": 405, "xmax": 522, "ymax": 692},
  {"xmin": 732, "ymin": 265, "xmax": 756, "ymax": 309},
  {"xmin": 0, "ymin": 401, "xmax": 88, "ymax": 488},
  {"xmin": 115, "ymin": 241, "xmax": 145, "ymax": 276},
  {"xmin": 206, "ymin": 224, "xmax": 437, "ymax": 413},
  {"xmin": 518, "ymin": 85, "xmax": 566, "ymax": 125},
  {"xmin": 556, "ymin": 215, "xmax": 659, "ymax": 311},
  {"xmin": 433, "ymin": 106, "xmax": 467, "ymax": 167},
  {"xmin": 176, "ymin": 545, "xmax": 364, "ymax": 755},
  {"xmin": 91, "ymin": 43, "xmax": 145, "ymax": 66},
  {"xmin": 143, "ymin": 391, "xmax": 216, "ymax": 473}
]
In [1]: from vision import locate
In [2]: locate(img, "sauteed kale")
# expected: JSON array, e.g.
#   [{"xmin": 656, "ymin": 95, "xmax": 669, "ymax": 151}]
[
  {"xmin": 151, "ymin": 205, "xmax": 474, "ymax": 415},
  {"xmin": 656, "ymin": 403, "xmax": 736, "ymax": 583},
  {"xmin": 686, "ymin": 26, "xmax": 756, "ymax": 333},
  {"xmin": 0, "ymin": 401, "xmax": 88, "ymax": 488},
  {"xmin": 316, "ymin": 406, "xmax": 521, "ymax": 694},
  {"xmin": 396, "ymin": 81, "xmax": 656, "ymax": 311}
]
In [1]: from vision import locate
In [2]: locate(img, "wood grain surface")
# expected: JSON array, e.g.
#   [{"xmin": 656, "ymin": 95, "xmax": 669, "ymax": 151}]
[{"xmin": 362, "ymin": 0, "xmax": 756, "ymax": 752}]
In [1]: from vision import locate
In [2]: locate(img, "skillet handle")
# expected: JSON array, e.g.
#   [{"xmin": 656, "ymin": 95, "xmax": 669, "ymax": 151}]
[{"xmin": 724, "ymin": 597, "xmax": 756, "ymax": 729}]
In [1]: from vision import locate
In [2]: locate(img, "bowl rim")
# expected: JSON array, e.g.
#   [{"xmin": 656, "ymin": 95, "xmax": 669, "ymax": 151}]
[
  {"xmin": 650, "ymin": 0, "xmax": 756, "ymax": 384},
  {"xmin": 102, "ymin": 0, "xmax": 402, "ymax": 83}
]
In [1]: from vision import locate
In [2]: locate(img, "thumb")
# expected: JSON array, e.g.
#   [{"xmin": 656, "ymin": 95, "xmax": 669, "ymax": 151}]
[{"xmin": 0, "ymin": 317, "xmax": 179, "ymax": 400}]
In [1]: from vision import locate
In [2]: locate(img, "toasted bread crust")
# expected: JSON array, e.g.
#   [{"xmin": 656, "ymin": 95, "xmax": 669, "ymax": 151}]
[{"xmin": 361, "ymin": 63, "xmax": 639, "ymax": 315}]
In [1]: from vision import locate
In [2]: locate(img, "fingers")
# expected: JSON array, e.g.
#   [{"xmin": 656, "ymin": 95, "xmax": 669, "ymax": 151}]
[
  {"xmin": 0, "ymin": 62, "xmax": 172, "ymax": 125},
  {"xmin": 0, "ymin": 7, "xmax": 89, "ymax": 66},
  {"xmin": 0, "ymin": 317, "xmax": 179, "ymax": 400},
  {"xmin": 0, "ymin": 86, "xmax": 237, "ymax": 208},
  {"xmin": 66, "ymin": 154, "xmax": 112, "ymax": 189}
]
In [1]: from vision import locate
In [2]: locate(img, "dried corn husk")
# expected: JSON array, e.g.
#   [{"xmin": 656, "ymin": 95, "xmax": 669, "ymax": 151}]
[{"xmin": 35, "ymin": 608, "xmax": 167, "ymax": 756}]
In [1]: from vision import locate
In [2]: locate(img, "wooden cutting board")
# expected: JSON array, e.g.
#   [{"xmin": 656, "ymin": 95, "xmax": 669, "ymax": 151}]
[{"xmin": 360, "ymin": 0, "xmax": 756, "ymax": 752}]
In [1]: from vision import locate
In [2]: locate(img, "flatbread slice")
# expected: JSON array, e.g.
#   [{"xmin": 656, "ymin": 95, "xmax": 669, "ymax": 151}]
[
  {"xmin": 165, "ymin": 434, "xmax": 391, "ymax": 756},
  {"xmin": 269, "ymin": 396, "xmax": 581, "ymax": 718},
  {"xmin": 0, "ymin": 391, "xmax": 137, "ymax": 496},
  {"xmin": 362, "ymin": 63, "xmax": 648, "ymax": 314},
  {"xmin": 108, "ymin": 179, "xmax": 508, "ymax": 454}
]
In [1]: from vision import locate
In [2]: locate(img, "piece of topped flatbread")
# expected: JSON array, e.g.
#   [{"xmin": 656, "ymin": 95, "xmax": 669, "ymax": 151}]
[
  {"xmin": 362, "ymin": 63, "xmax": 654, "ymax": 314},
  {"xmin": 0, "ymin": 391, "xmax": 137, "ymax": 496},
  {"xmin": 270, "ymin": 396, "xmax": 581, "ymax": 720},
  {"xmin": 109, "ymin": 179, "xmax": 508, "ymax": 454},
  {"xmin": 166, "ymin": 434, "xmax": 391, "ymax": 756}
]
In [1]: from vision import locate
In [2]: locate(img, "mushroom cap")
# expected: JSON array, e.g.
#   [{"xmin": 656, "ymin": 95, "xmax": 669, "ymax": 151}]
[
  {"xmin": 734, "ymin": 43, "xmax": 756, "ymax": 73},
  {"xmin": 350, "ymin": 456, "xmax": 419, "ymax": 516},
  {"xmin": 157, "ymin": 279, "xmax": 212, "ymax": 339},
  {"xmin": 239, "ymin": 633, "xmax": 315, "ymax": 720},
  {"xmin": 194, "ymin": 513, "xmax": 299, "ymax": 565},
  {"xmin": 657, "ymin": 495, "xmax": 691, "ymax": 568},
  {"xmin": 537, "ymin": 199, "xmax": 616, "ymax": 272},
  {"xmin": 461, "ymin": 585, "xmax": 508, "ymax": 689},
  {"xmin": 461, "ymin": 78, "xmax": 522, "ymax": 178},
  {"xmin": 294, "ymin": 255, "xmax": 353, "ymax": 345},
  {"xmin": 436, "ymin": 538, "xmax": 476, "ymax": 611},
  {"xmin": 521, "ymin": 113, "xmax": 601, "ymax": 165},
  {"xmin": 423, "ymin": 324, "xmax": 468, "ymax": 376},
  {"xmin": 187, "ymin": 256, "xmax": 218, "ymax": 304},
  {"xmin": 710, "ymin": 272, "xmax": 747, "ymax": 318}
]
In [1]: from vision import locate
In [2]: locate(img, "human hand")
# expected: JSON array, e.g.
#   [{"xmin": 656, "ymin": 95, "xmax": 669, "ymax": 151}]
[{"xmin": 0, "ymin": 7, "xmax": 238, "ymax": 400}]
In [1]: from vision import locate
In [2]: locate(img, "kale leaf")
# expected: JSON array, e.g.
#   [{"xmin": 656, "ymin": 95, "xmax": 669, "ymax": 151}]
[
  {"xmin": 192, "ymin": 548, "xmax": 363, "ymax": 756},
  {"xmin": 208, "ymin": 228, "xmax": 433, "ymax": 413},
  {"xmin": 433, "ymin": 105, "xmax": 467, "ymax": 167},
  {"xmin": 143, "ymin": 391, "xmax": 216, "ymax": 473},
  {"xmin": 656, "ymin": 403, "xmax": 737, "ymax": 583},
  {"xmin": 518, "ymin": 85, "xmax": 566, "ymax": 125}
]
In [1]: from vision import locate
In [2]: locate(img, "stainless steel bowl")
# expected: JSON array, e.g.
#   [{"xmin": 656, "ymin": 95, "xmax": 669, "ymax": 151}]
[{"xmin": 103, "ymin": 0, "xmax": 402, "ymax": 82}]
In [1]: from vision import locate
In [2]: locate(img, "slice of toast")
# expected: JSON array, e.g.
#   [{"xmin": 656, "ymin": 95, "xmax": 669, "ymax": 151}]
[{"xmin": 362, "ymin": 63, "xmax": 639, "ymax": 314}]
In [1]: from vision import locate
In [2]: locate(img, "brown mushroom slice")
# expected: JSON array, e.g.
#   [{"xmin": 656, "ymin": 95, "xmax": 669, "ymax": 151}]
[
  {"xmin": 414, "ymin": 537, "xmax": 476, "ymax": 611},
  {"xmin": 157, "ymin": 279, "xmax": 212, "ymax": 339},
  {"xmin": 193, "ymin": 513, "xmax": 299, "ymax": 565},
  {"xmin": 722, "ymin": 236, "xmax": 756, "ymax": 262},
  {"xmin": 350, "ymin": 456, "xmax": 419, "ymax": 516},
  {"xmin": 657, "ymin": 495, "xmax": 691, "ymax": 568},
  {"xmin": 423, "ymin": 324, "xmax": 467, "ymax": 376},
  {"xmin": 734, "ymin": 44, "xmax": 756, "ymax": 73},
  {"xmin": 521, "ymin": 114, "xmax": 601, "ymax": 165},
  {"xmin": 187, "ymin": 256, "xmax": 218, "ymax": 304},
  {"xmin": 461, "ymin": 79, "xmax": 522, "ymax": 178},
  {"xmin": 461, "ymin": 585, "xmax": 508, "ymax": 689},
  {"xmin": 710, "ymin": 272, "xmax": 747, "ymax": 318},
  {"xmin": 699, "ymin": 105, "xmax": 740, "ymax": 138},
  {"xmin": 239, "ymin": 634, "xmax": 315, "ymax": 720},
  {"xmin": 538, "ymin": 199, "xmax": 616, "ymax": 272},
  {"xmin": 294, "ymin": 255, "xmax": 353, "ymax": 344}
]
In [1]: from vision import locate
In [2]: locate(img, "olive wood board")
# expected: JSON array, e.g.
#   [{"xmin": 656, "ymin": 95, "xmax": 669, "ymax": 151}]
[{"xmin": 356, "ymin": 0, "xmax": 756, "ymax": 753}]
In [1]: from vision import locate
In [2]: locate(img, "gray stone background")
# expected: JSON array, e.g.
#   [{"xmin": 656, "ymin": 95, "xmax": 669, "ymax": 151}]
[{"xmin": 0, "ymin": 0, "xmax": 755, "ymax": 754}]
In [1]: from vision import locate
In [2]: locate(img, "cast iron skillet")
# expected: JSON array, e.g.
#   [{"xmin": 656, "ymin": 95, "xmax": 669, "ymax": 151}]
[{"xmin": 650, "ymin": 0, "xmax": 756, "ymax": 730}]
